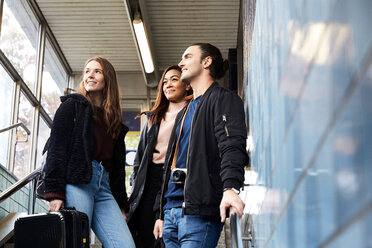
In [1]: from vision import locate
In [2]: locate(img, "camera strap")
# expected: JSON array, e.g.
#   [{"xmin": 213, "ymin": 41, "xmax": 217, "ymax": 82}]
[{"xmin": 171, "ymin": 101, "xmax": 192, "ymax": 170}]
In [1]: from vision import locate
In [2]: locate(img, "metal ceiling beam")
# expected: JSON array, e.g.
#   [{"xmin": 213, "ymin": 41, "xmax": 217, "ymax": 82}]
[{"xmin": 123, "ymin": 0, "xmax": 159, "ymax": 88}]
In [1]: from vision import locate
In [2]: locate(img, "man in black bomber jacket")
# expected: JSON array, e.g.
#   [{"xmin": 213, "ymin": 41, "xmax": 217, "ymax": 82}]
[{"xmin": 153, "ymin": 43, "xmax": 249, "ymax": 248}]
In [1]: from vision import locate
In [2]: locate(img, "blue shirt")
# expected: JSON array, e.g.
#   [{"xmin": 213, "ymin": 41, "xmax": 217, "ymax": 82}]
[{"xmin": 164, "ymin": 96, "xmax": 201, "ymax": 210}]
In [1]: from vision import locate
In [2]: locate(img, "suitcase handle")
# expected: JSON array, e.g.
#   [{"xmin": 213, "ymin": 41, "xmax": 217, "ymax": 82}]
[{"xmin": 60, "ymin": 206, "xmax": 76, "ymax": 211}]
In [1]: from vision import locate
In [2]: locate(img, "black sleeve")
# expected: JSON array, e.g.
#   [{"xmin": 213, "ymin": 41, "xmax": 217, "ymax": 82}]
[
  {"xmin": 44, "ymin": 99, "xmax": 76, "ymax": 194},
  {"xmin": 153, "ymin": 189, "xmax": 162, "ymax": 220},
  {"xmin": 110, "ymin": 127, "xmax": 130, "ymax": 212},
  {"xmin": 213, "ymin": 91, "xmax": 249, "ymax": 190},
  {"xmin": 130, "ymin": 120, "xmax": 149, "ymax": 186}
]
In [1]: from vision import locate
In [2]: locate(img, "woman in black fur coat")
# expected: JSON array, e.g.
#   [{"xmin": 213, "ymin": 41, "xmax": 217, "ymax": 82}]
[{"xmin": 44, "ymin": 56, "xmax": 135, "ymax": 248}]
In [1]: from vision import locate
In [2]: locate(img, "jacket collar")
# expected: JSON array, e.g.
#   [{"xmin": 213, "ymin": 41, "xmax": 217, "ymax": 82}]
[
  {"xmin": 60, "ymin": 93, "xmax": 90, "ymax": 105},
  {"xmin": 203, "ymin": 81, "xmax": 219, "ymax": 97},
  {"xmin": 192, "ymin": 81, "xmax": 219, "ymax": 104}
]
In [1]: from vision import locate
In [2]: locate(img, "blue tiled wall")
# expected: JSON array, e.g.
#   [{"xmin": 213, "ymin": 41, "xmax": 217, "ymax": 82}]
[
  {"xmin": 0, "ymin": 166, "xmax": 48, "ymax": 219},
  {"xmin": 244, "ymin": 0, "xmax": 372, "ymax": 247}
]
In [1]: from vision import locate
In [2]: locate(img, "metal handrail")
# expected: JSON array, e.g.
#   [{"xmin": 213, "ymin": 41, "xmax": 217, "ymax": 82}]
[
  {"xmin": 230, "ymin": 213, "xmax": 244, "ymax": 248},
  {"xmin": 0, "ymin": 122, "xmax": 31, "ymax": 135},
  {"xmin": 230, "ymin": 212, "xmax": 255, "ymax": 248},
  {"xmin": 0, "ymin": 168, "xmax": 41, "ymax": 214},
  {"xmin": 0, "ymin": 122, "xmax": 31, "ymax": 143}
]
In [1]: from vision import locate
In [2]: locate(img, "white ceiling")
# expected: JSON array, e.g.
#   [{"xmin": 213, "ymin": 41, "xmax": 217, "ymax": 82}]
[
  {"xmin": 146, "ymin": 0, "xmax": 240, "ymax": 70},
  {"xmin": 37, "ymin": 0, "xmax": 141, "ymax": 72},
  {"xmin": 36, "ymin": 0, "xmax": 240, "ymax": 76}
]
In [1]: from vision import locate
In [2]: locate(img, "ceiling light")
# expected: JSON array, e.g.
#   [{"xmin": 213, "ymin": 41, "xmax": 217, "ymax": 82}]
[{"xmin": 133, "ymin": 16, "xmax": 154, "ymax": 73}]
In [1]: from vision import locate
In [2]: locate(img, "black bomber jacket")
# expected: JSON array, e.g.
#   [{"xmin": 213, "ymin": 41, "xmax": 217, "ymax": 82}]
[{"xmin": 155, "ymin": 82, "xmax": 249, "ymax": 219}]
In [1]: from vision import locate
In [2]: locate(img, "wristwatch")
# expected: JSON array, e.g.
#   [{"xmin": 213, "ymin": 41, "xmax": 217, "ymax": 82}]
[{"xmin": 223, "ymin": 187, "xmax": 240, "ymax": 194}]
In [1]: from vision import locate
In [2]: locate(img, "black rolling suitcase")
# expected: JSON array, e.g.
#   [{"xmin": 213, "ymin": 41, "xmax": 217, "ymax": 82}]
[{"xmin": 14, "ymin": 207, "xmax": 90, "ymax": 248}]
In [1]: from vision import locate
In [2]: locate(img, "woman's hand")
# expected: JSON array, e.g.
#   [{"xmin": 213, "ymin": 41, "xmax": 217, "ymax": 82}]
[
  {"xmin": 49, "ymin": 199, "xmax": 64, "ymax": 212},
  {"xmin": 153, "ymin": 219, "xmax": 164, "ymax": 239},
  {"xmin": 121, "ymin": 209, "xmax": 128, "ymax": 222}
]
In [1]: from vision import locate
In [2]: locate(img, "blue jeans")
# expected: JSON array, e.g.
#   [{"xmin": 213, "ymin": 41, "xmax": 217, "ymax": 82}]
[
  {"xmin": 163, "ymin": 208, "xmax": 224, "ymax": 248},
  {"xmin": 66, "ymin": 160, "xmax": 135, "ymax": 248}
]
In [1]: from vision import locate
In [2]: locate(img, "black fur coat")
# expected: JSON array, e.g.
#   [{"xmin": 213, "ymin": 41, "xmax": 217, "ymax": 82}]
[{"xmin": 44, "ymin": 93, "xmax": 130, "ymax": 212}]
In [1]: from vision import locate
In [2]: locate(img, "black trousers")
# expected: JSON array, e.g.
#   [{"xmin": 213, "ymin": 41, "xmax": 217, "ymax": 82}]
[{"xmin": 129, "ymin": 162, "xmax": 164, "ymax": 248}]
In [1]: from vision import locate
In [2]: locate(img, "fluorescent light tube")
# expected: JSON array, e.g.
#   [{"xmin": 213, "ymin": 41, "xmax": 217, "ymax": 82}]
[{"xmin": 133, "ymin": 19, "xmax": 154, "ymax": 73}]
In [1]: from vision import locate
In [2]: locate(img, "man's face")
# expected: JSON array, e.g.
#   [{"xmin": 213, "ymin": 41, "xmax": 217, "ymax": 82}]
[{"xmin": 178, "ymin": 45, "xmax": 203, "ymax": 84}]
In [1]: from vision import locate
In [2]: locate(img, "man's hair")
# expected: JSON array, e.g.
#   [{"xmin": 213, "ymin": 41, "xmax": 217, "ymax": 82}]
[{"xmin": 192, "ymin": 43, "xmax": 229, "ymax": 80}]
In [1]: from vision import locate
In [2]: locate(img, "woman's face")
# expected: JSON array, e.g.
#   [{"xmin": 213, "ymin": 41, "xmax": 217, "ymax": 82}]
[
  {"xmin": 162, "ymin": 69, "xmax": 189, "ymax": 103},
  {"xmin": 83, "ymin": 60, "xmax": 105, "ymax": 92}
]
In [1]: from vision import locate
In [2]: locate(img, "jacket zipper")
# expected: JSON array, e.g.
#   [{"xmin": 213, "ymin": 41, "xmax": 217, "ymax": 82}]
[
  {"xmin": 222, "ymin": 114, "xmax": 229, "ymax": 136},
  {"xmin": 183, "ymin": 100, "xmax": 199, "ymax": 215},
  {"xmin": 159, "ymin": 105, "xmax": 188, "ymax": 218}
]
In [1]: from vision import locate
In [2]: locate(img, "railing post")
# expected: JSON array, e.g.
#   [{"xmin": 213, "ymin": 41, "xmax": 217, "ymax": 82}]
[
  {"xmin": 230, "ymin": 213, "xmax": 244, "ymax": 248},
  {"xmin": 27, "ymin": 179, "xmax": 37, "ymax": 214}
]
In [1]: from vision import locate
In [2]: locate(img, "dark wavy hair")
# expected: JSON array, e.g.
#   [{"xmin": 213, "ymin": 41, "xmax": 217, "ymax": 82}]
[
  {"xmin": 192, "ymin": 43, "xmax": 229, "ymax": 80},
  {"xmin": 136, "ymin": 65, "xmax": 191, "ymax": 125}
]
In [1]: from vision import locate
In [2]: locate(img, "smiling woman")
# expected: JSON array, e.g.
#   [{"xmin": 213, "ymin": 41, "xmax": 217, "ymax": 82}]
[
  {"xmin": 43, "ymin": 56, "xmax": 135, "ymax": 248},
  {"xmin": 163, "ymin": 69, "xmax": 190, "ymax": 103},
  {"xmin": 83, "ymin": 60, "xmax": 105, "ymax": 93},
  {"xmin": 127, "ymin": 65, "xmax": 192, "ymax": 248}
]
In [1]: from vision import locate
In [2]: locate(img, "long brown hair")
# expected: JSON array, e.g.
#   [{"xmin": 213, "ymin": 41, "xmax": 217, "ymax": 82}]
[
  {"xmin": 77, "ymin": 56, "xmax": 122, "ymax": 139},
  {"xmin": 137, "ymin": 65, "xmax": 190, "ymax": 125}
]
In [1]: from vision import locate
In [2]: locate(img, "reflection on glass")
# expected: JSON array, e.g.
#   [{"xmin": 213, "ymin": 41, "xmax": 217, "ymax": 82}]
[
  {"xmin": 14, "ymin": 93, "xmax": 33, "ymax": 179},
  {"xmin": 0, "ymin": 65, "xmax": 15, "ymax": 167},
  {"xmin": 0, "ymin": 0, "xmax": 39, "ymax": 92},
  {"xmin": 41, "ymin": 38, "xmax": 68, "ymax": 119},
  {"xmin": 36, "ymin": 117, "xmax": 49, "ymax": 168}
]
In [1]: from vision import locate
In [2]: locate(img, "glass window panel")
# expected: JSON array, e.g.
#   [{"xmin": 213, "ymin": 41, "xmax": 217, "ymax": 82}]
[
  {"xmin": 36, "ymin": 116, "xmax": 49, "ymax": 168},
  {"xmin": 0, "ymin": 65, "xmax": 15, "ymax": 167},
  {"xmin": 0, "ymin": 0, "xmax": 39, "ymax": 92},
  {"xmin": 14, "ymin": 93, "xmax": 33, "ymax": 179},
  {"xmin": 122, "ymin": 111, "xmax": 140, "ymax": 188},
  {"xmin": 123, "ymin": 111, "xmax": 141, "ymax": 152},
  {"xmin": 41, "ymin": 37, "xmax": 68, "ymax": 119}
]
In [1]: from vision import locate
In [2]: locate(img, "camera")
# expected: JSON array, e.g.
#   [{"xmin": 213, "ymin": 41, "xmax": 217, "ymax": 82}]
[{"xmin": 171, "ymin": 168, "xmax": 187, "ymax": 185}]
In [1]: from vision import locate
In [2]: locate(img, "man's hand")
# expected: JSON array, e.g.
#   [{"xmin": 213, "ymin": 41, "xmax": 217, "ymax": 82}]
[
  {"xmin": 49, "ymin": 199, "xmax": 64, "ymax": 212},
  {"xmin": 220, "ymin": 189, "xmax": 245, "ymax": 223},
  {"xmin": 153, "ymin": 219, "xmax": 164, "ymax": 239}
]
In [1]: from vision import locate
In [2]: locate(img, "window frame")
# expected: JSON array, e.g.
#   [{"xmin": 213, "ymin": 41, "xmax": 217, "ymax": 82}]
[{"xmin": 0, "ymin": 0, "xmax": 72, "ymax": 177}]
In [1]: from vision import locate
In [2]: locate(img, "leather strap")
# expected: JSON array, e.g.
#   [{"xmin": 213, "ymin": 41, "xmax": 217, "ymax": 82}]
[{"xmin": 171, "ymin": 102, "xmax": 191, "ymax": 170}]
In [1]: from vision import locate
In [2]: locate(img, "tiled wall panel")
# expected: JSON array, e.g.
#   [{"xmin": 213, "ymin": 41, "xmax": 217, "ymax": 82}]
[
  {"xmin": 243, "ymin": 0, "xmax": 372, "ymax": 247},
  {"xmin": 0, "ymin": 166, "xmax": 48, "ymax": 219}
]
